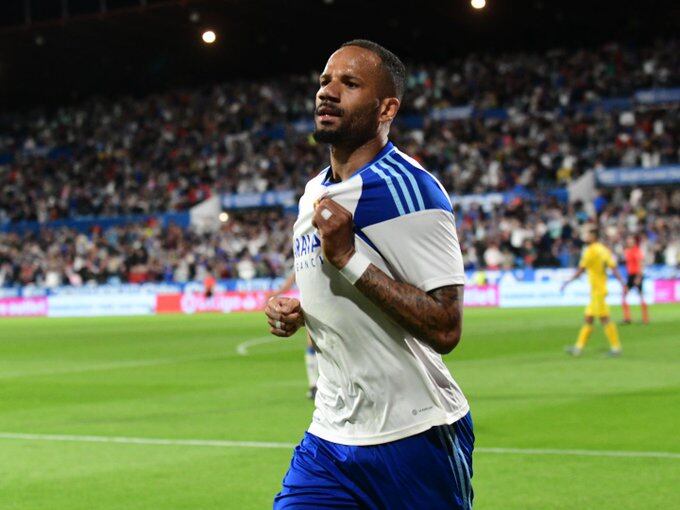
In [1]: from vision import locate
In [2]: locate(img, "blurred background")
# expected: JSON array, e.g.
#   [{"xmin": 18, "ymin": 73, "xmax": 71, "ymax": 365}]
[
  {"xmin": 0, "ymin": 2, "xmax": 678, "ymax": 509},
  {"xmin": 0, "ymin": 0, "xmax": 678, "ymax": 305}
]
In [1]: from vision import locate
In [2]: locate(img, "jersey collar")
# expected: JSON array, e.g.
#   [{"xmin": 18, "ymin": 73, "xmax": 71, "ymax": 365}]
[{"xmin": 322, "ymin": 141, "xmax": 395, "ymax": 186}]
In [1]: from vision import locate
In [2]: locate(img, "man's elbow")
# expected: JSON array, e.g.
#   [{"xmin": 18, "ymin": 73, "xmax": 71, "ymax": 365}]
[{"xmin": 432, "ymin": 329, "xmax": 462, "ymax": 355}]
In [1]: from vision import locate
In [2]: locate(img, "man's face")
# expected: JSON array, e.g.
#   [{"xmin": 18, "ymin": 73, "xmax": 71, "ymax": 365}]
[
  {"xmin": 313, "ymin": 46, "xmax": 384, "ymax": 145},
  {"xmin": 582, "ymin": 229, "xmax": 596, "ymax": 244}
]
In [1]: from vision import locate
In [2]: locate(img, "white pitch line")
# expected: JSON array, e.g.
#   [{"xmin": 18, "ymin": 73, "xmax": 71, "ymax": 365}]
[
  {"xmin": 0, "ymin": 432, "xmax": 678, "ymax": 460},
  {"xmin": 0, "ymin": 352, "xmax": 233, "ymax": 380},
  {"xmin": 0, "ymin": 432, "xmax": 295, "ymax": 449},
  {"xmin": 1, "ymin": 335, "xmax": 273, "ymax": 380},
  {"xmin": 236, "ymin": 335, "xmax": 284, "ymax": 356},
  {"xmin": 1, "ymin": 356, "xmax": 208, "ymax": 380},
  {"xmin": 476, "ymin": 446, "xmax": 680, "ymax": 460}
]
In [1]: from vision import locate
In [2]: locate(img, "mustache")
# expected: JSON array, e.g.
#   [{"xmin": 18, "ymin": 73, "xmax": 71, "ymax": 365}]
[{"xmin": 315, "ymin": 103, "xmax": 344, "ymax": 116}]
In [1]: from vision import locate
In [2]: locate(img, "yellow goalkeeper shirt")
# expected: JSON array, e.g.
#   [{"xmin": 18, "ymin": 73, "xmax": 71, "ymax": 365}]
[{"xmin": 579, "ymin": 242, "xmax": 616, "ymax": 295}]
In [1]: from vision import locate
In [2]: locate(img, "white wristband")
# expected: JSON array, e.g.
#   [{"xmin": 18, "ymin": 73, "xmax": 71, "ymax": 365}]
[{"xmin": 339, "ymin": 252, "xmax": 371, "ymax": 285}]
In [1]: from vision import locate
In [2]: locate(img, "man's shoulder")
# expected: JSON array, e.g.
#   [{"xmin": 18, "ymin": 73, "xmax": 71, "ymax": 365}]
[
  {"xmin": 581, "ymin": 244, "xmax": 594, "ymax": 259},
  {"xmin": 354, "ymin": 149, "xmax": 452, "ymax": 229},
  {"xmin": 598, "ymin": 243, "xmax": 613, "ymax": 256},
  {"xmin": 382, "ymin": 149, "xmax": 451, "ymax": 208},
  {"xmin": 590, "ymin": 243, "xmax": 613, "ymax": 264}
]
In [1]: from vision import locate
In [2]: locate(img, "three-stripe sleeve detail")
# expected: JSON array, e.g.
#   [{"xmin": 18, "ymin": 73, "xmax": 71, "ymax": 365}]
[
  {"xmin": 384, "ymin": 154, "xmax": 426, "ymax": 211},
  {"xmin": 369, "ymin": 165, "xmax": 406, "ymax": 216},
  {"xmin": 374, "ymin": 161, "xmax": 416, "ymax": 213}
]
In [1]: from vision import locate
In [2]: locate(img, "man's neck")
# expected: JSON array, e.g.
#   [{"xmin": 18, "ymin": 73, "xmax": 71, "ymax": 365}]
[{"xmin": 329, "ymin": 135, "xmax": 389, "ymax": 182}]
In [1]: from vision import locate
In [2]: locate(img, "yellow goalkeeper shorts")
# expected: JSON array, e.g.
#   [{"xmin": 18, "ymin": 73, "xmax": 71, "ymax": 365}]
[{"xmin": 585, "ymin": 293, "xmax": 610, "ymax": 318}]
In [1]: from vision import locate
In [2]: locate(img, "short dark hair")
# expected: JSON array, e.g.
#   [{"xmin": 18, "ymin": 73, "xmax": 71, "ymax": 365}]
[
  {"xmin": 586, "ymin": 225, "xmax": 600, "ymax": 239},
  {"xmin": 340, "ymin": 39, "xmax": 406, "ymax": 100}
]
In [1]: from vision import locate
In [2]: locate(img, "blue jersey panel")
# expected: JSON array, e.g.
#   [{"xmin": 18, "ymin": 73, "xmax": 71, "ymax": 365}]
[
  {"xmin": 382, "ymin": 153, "xmax": 453, "ymax": 214},
  {"xmin": 353, "ymin": 168, "xmax": 405, "ymax": 229},
  {"xmin": 353, "ymin": 151, "xmax": 453, "ymax": 230}
]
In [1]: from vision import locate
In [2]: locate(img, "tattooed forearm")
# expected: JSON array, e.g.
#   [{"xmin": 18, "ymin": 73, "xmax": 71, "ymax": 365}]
[{"xmin": 354, "ymin": 264, "xmax": 464, "ymax": 354}]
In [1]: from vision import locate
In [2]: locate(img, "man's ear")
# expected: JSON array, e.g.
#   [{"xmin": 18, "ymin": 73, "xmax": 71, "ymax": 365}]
[{"xmin": 379, "ymin": 97, "xmax": 400, "ymax": 123}]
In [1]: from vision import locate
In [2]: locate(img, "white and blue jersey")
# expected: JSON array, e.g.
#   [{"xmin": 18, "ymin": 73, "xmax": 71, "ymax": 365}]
[{"xmin": 293, "ymin": 141, "xmax": 469, "ymax": 446}]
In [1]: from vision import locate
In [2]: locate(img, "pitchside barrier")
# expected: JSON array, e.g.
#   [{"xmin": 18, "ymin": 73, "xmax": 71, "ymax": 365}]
[{"xmin": 0, "ymin": 267, "xmax": 677, "ymax": 318}]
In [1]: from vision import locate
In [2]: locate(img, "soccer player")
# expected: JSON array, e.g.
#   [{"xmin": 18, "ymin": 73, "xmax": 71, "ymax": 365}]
[
  {"xmin": 561, "ymin": 225, "xmax": 626, "ymax": 356},
  {"xmin": 267, "ymin": 271, "xmax": 319, "ymax": 399},
  {"xmin": 264, "ymin": 40, "xmax": 472, "ymax": 509},
  {"xmin": 621, "ymin": 235, "xmax": 649, "ymax": 324}
]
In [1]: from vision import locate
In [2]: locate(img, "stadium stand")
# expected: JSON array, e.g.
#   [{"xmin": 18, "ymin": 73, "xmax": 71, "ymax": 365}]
[
  {"xmin": 0, "ymin": 211, "xmax": 294, "ymax": 287},
  {"xmin": 1, "ymin": 41, "xmax": 678, "ymax": 286}
]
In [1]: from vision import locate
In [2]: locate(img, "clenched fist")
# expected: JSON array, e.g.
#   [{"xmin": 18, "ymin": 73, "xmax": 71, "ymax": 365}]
[
  {"xmin": 312, "ymin": 197, "xmax": 356, "ymax": 269},
  {"xmin": 265, "ymin": 296, "xmax": 305, "ymax": 337}
]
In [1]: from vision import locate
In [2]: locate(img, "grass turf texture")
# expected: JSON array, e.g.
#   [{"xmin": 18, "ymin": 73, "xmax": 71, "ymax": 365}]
[{"xmin": 0, "ymin": 305, "xmax": 678, "ymax": 509}]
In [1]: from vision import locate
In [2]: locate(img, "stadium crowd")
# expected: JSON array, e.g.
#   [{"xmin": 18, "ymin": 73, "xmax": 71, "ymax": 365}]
[
  {"xmin": 1, "ymin": 187, "xmax": 678, "ymax": 288},
  {"xmin": 456, "ymin": 187, "xmax": 680, "ymax": 271},
  {"xmin": 402, "ymin": 40, "xmax": 678, "ymax": 113},
  {"xmin": 1, "ymin": 40, "xmax": 679, "ymax": 287},
  {"xmin": 0, "ymin": 211, "xmax": 294, "ymax": 288},
  {"xmin": 1, "ymin": 40, "xmax": 678, "ymax": 223}
]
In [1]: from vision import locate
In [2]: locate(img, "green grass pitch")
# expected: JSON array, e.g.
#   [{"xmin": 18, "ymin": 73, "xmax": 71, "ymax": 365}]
[{"xmin": 1, "ymin": 305, "xmax": 678, "ymax": 509}]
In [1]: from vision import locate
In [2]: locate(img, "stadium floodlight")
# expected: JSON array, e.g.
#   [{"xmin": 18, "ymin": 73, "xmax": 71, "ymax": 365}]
[
  {"xmin": 202, "ymin": 30, "xmax": 216, "ymax": 44},
  {"xmin": 218, "ymin": 212, "xmax": 229, "ymax": 223},
  {"xmin": 471, "ymin": 0, "xmax": 486, "ymax": 9}
]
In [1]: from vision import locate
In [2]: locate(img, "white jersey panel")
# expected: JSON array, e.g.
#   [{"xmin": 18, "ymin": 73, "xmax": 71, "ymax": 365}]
[{"xmin": 362, "ymin": 209, "xmax": 466, "ymax": 292}]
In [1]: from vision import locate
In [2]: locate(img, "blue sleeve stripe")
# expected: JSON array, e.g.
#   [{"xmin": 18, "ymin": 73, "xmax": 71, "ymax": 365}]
[
  {"xmin": 368, "ymin": 166, "xmax": 407, "ymax": 216},
  {"xmin": 374, "ymin": 161, "xmax": 416, "ymax": 213},
  {"xmin": 384, "ymin": 154, "xmax": 426, "ymax": 211}
]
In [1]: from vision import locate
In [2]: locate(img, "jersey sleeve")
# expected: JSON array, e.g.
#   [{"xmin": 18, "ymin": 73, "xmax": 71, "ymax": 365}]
[
  {"xmin": 352, "ymin": 151, "xmax": 465, "ymax": 292},
  {"xmin": 362, "ymin": 209, "xmax": 465, "ymax": 292}
]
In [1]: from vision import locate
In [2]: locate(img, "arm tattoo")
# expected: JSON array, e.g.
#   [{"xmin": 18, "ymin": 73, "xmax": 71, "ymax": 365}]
[{"xmin": 354, "ymin": 264, "xmax": 464, "ymax": 354}]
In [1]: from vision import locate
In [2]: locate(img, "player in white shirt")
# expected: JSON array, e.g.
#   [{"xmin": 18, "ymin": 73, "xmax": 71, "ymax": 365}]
[{"xmin": 265, "ymin": 39, "xmax": 473, "ymax": 509}]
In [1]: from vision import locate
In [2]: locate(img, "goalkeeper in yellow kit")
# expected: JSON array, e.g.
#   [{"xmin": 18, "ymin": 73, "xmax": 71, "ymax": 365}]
[{"xmin": 561, "ymin": 226, "xmax": 626, "ymax": 356}]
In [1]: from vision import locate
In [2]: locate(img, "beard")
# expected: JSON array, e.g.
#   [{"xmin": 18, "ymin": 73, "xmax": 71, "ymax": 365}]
[
  {"xmin": 313, "ymin": 102, "xmax": 380, "ymax": 147},
  {"xmin": 313, "ymin": 121, "xmax": 352, "ymax": 144}
]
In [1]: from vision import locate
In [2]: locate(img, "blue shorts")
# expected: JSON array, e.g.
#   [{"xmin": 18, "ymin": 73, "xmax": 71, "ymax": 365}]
[{"xmin": 274, "ymin": 412, "xmax": 474, "ymax": 509}]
